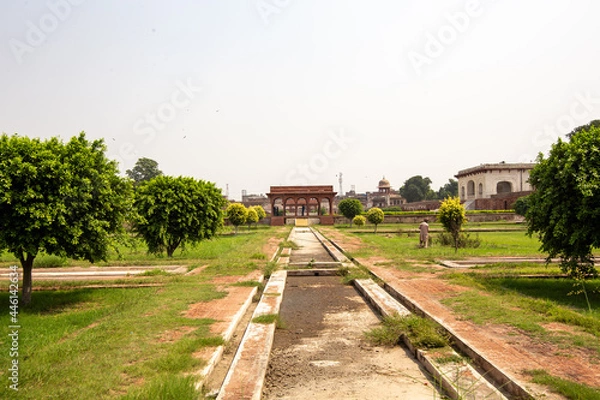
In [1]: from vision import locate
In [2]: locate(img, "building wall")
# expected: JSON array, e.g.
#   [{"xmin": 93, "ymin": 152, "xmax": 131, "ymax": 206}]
[
  {"xmin": 473, "ymin": 191, "xmax": 531, "ymax": 210},
  {"xmin": 457, "ymin": 164, "xmax": 534, "ymax": 202}
]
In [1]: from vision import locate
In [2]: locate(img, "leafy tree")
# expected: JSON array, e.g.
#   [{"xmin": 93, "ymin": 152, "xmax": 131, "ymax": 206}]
[
  {"xmin": 399, "ymin": 175, "xmax": 435, "ymax": 203},
  {"xmin": 0, "ymin": 133, "xmax": 133, "ymax": 304},
  {"xmin": 514, "ymin": 196, "xmax": 530, "ymax": 217},
  {"xmin": 226, "ymin": 203, "xmax": 248, "ymax": 234},
  {"xmin": 134, "ymin": 176, "xmax": 225, "ymax": 257},
  {"xmin": 436, "ymin": 179, "xmax": 458, "ymax": 199},
  {"xmin": 338, "ymin": 198, "xmax": 363, "ymax": 225},
  {"xmin": 126, "ymin": 157, "xmax": 163, "ymax": 186},
  {"xmin": 366, "ymin": 207, "xmax": 385, "ymax": 233},
  {"xmin": 566, "ymin": 119, "xmax": 600, "ymax": 139},
  {"xmin": 251, "ymin": 205, "xmax": 267, "ymax": 221},
  {"xmin": 526, "ymin": 123, "xmax": 600, "ymax": 277},
  {"xmin": 246, "ymin": 207, "xmax": 259, "ymax": 228},
  {"xmin": 353, "ymin": 215, "xmax": 366, "ymax": 227},
  {"xmin": 437, "ymin": 197, "xmax": 466, "ymax": 252}
]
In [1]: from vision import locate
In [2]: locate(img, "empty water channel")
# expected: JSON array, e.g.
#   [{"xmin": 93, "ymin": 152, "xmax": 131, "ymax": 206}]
[{"xmin": 262, "ymin": 227, "xmax": 441, "ymax": 399}]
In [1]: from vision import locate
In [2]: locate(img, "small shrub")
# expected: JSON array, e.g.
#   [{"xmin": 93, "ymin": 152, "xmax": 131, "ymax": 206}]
[
  {"xmin": 353, "ymin": 215, "xmax": 366, "ymax": 227},
  {"xmin": 436, "ymin": 232, "xmax": 481, "ymax": 248}
]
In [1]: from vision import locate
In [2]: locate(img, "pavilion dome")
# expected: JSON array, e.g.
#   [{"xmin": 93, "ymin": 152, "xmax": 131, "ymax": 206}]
[{"xmin": 378, "ymin": 176, "xmax": 391, "ymax": 189}]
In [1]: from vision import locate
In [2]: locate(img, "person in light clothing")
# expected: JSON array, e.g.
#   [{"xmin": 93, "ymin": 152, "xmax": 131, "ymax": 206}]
[{"xmin": 419, "ymin": 219, "xmax": 429, "ymax": 248}]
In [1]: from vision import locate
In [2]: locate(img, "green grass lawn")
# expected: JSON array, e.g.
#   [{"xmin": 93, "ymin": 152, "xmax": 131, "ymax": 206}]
[
  {"xmin": 0, "ymin": 225, "xmax": 284, "ymax": 270},
  {"xmin": 0, "ymin": 226, "xmax": 288, "ymax": 399},
  {"xmin": 340, "ymin": 228, "xmax": 545, "ymax": 262}
]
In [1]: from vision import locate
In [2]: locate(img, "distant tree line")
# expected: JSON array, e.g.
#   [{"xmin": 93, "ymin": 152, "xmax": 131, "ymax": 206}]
[{"xmin": 398, "ymin": 176, "xmax": 458, "ymax": 203}]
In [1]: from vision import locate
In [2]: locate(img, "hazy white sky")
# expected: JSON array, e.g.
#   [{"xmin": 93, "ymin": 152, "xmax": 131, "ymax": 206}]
[{"xmin": 1, "ymin": 0, "xmax": 599, "ymax": 200}]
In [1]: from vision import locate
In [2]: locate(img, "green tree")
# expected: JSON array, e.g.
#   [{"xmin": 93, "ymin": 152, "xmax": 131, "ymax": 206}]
[
  {"xmin": 226, "ymin": 203, "xmax": 248, "ymax": 234},
  {"xmin": 437, "ymin": 197, "xmax": 466, "ymax": 252},
  {"xmin": 126, "ymin": 157, "xmax": 163, "ymax": 186},
  {"xmin": 0, "ymin": 133, "xmax": 133, "ymax": 304},
  {"xmin": 399, "ymin": 175, "xmax": 435, "ymax": 203},
  {"xmin": 338, "ymin": 198, "xmax": 363, "ymax": 225},
  {"xmin": 514, "ymin": 196, "xmax": 530, "ymax": 217},
  {"xmin": 566, "ymin": 119, "xmax": 600, "ymax": 139},
  {"xmin": 436, "ymin": 179, "xmax": 458, "ymax": 199},
  {"xmin": 366, "ymin": 207, "xmax": 385, "ymax": 233},
  {"xmin": 526, "ymin": 122, "xmax": 600, "ymax": 277},
  {"xmin": 134, "ymin": 176, "xmax": 225, "ymax": 257},
  {"xmin": 246, "ymin": 207, "xmax": 259, "ymax": 229},
  {"xmin": 251, "ymin": 205, "xmax": 267, "ymax": 221},
  {"xmin": 353, "ymin": 215, "xmax": 366, "ymax": 228}
]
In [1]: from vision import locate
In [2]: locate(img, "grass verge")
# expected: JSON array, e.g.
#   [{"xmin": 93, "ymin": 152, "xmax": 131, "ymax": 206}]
[
  {"xmin": 525, "ymin": 370, "xmax": 600, "ymax": 400},
  {"xmin": 0, "ymin": 227, "xmax": 288, "ymax": 399}
]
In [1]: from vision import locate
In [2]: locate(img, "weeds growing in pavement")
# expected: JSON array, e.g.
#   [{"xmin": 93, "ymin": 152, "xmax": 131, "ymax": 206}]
[
  {"xmin": 252, "ymin": 313, "xmax": 286, "ymax": 329},
  {"xmin": 365, "ymin": 314, "xmax": 449, "ymax": 349}
]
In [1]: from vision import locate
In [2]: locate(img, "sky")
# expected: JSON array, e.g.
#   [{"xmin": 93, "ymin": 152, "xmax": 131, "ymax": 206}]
[{"xmin": 1, "ymin": 0, "xmax": 599, "ymax": 201}]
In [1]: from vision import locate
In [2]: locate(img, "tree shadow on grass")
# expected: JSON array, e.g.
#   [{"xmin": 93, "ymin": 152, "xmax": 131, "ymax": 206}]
[
  {"xmin": 1, "ymin": 289, "xmax": 95, "ymax": 315},
  {"xmin": 483, "ymin": 277, "xmax": 600, "ymax": 314}
]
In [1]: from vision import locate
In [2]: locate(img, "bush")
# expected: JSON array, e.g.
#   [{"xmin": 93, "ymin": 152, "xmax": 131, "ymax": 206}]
[
  {"xmin": 353, "ymin": 215, "xmax": 366, "ymax": 227},
  {"xmin": 366, "ymin": 207, "xmax": 385, "ymax": 233},
  {"xmin": 436, "ymin": 232, "xmax": 481, "ymax": 248},
  {"xmin": 338, "ymin": 198, "xmax": 363, "ymax": 223}
]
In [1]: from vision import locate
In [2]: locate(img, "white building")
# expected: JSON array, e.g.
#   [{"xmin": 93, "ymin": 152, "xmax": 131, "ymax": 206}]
[{"xmin": 455, "ymin": 162, "xmax": 535, "ymax": 209}]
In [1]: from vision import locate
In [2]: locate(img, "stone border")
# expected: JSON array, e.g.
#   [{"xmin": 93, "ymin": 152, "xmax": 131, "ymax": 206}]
[
  {"xmin": 354, "ymin": 279, "xmax": 508, "ymax": 400},
  {"xmin": 323, "ymin": 232, "xmax": 536, "ymax": 400},
  {"xmin": 216, "ymin": 270, "xmax": 286, "ymax": 400},
  {"xmin": 311, "ymin": 227, "xmax": 349, "ymax": 263}
]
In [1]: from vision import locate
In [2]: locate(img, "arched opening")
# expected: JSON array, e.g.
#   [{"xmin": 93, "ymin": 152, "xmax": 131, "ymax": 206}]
[
  {"xmin": 321, "ymin": 198, "xmax": 331, "ymax": 215},
  {"xmin": 308, "ymin": 197, "xmax": 320, "ymax": 216},
  {"xmin": 497, "ymin": 181, "xmax": 512, "ymax": 194},
  {"xmin": 467, "ymin": 181, "xmax": 475, "ymax": 197},
  {"xmin": 284, "ymin": 197, "xmax": 296, "ymax": 216},
  {"xmin": 296, "ymin": 197, "xmax": 308, "ymax": 216},
  {"xmin": 478, "ymin": 183, "xmax": 483, "ymax": 197},
  {"xmin": 272, "ymin": 198, "xmax": 284, "ymax": 216}
]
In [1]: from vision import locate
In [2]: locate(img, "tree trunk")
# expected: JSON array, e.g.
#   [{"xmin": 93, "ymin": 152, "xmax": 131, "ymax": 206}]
[
  {"xmin": 374, "ymin": 224, "xmax": 378, "ymax": 234},
  {"xmin": 20, "ymin": 254, "xmax": 35, "ymax": 305},
  {"xmin": 167, "ymin": 239, "xmax": 181, "ymax": 257},
  {"xmin": 453, "ymin": 231, "xmax": 459, "ymax": 253}
]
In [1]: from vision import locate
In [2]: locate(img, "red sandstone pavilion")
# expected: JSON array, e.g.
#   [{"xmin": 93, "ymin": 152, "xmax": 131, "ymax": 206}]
[{"xmin": 266, "ymin": 185, "xmax": 336, "ymax": 226}]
